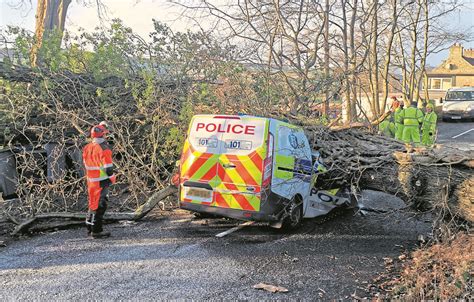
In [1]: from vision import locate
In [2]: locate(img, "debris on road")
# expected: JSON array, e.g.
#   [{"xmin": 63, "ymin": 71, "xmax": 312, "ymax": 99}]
[
  {"xmin": 118, "ymin": 220, "xmax": 138, "ymax": 227},
  {"xmin": 215, "ymin": 221, "xmax": 255, "ymax": 238},
  {"xmin": 398, "ymin": 254, "xmax": 407, "ymax": 261},
  {"xmin": 253, "ymin": 283, "xmax": 289, "ymax": 293}
]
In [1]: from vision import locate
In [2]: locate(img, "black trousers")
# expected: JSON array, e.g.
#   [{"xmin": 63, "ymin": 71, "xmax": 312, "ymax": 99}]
[{"xmin": 86, "ymin": 187, "xmax": 108, "ymax": 233}]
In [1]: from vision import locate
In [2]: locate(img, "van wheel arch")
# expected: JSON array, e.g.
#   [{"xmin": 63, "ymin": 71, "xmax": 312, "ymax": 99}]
[{"xmin": 281, "ymin": 194, "xmax": 303, "ymax": 231}]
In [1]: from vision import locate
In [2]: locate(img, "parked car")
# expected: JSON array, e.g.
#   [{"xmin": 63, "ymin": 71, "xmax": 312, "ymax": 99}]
[{"xmin": 441, "ymin": 87, "xmax": 474, "ymax": 122}]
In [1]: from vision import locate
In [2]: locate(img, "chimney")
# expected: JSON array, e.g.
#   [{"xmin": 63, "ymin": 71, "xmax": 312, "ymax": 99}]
[
  {"xmin": 449, "ymin": 43, "xmax": 463, "ymax": 58},
  {"xmin": 464, "ymin": 48, "xmax": 474, "ymax": 58}
]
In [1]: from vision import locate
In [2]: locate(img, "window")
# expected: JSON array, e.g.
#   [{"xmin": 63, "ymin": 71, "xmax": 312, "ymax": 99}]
[
  {"xmin": 442, "ymin": 78, "xmax": 452, "ymax": 90},
  {"xmin": 427, "ymin": 78, "xmax": 452, "ymax": 90}
]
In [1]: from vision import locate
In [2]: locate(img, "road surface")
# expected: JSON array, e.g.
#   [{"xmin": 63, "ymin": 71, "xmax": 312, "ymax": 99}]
[
  {"xmin": 437, "ymin": 121, "xmax": 474, "ymax": 150},
  {"xmin": 0, "ymin": 191, "xmax": 431, "ymax": 300}
]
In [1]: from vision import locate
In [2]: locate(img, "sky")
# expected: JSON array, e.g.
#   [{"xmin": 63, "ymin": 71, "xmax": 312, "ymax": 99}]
[{"xmin": 0, "ymin": 0, "xmax": 473, "ymax": 66}]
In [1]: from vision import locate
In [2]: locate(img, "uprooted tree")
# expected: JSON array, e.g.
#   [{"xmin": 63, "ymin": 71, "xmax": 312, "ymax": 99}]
[{"xmin": 0, "ymin": 21, "xmax": 472, "ymax": 236}]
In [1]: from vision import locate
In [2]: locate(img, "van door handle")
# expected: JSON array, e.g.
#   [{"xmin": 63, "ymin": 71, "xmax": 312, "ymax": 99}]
[{"xmin": 223, "ymin": 163, "xmax": 236, "ymax": 169}]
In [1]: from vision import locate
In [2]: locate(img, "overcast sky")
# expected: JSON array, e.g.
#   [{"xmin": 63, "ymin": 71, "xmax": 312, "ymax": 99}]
[{"xmin": 1, "ymin": 0, "xmax": 473, "ymax": 66}]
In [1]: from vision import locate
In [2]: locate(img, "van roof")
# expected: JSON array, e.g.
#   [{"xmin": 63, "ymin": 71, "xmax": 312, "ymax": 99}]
[
  {"xmin": 448, "ymin": 87, "xmax": 474, "ymax": 92},
  {"xmin": 193, "ymin": 114, "xmax": 296, "ymax": 127}
]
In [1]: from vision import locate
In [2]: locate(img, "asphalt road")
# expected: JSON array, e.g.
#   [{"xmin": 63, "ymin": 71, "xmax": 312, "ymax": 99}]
[
  {"xmin": 436, "ymin": 120, "xmax": 474, "ymax": 150},
  {"xmin": 0, "ymin": 191, "xmax": 431, "ymax": 300}
]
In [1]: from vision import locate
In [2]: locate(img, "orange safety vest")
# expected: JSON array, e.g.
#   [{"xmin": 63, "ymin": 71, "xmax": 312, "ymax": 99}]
[{"xmin": 82, "ymin": 141, "xmax": 115, "ymax": 210}]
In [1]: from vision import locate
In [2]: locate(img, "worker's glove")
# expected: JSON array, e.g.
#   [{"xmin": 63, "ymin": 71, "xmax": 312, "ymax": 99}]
[{"xmin": 110, "ymin": 174, "xmax": 117, "ymax": 184}]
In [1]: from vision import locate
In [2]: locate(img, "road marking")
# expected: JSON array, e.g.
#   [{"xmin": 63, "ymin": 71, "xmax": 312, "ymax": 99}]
[
  {"xmin": 215, "ymin": 221, "xmax": 255, "ymax": 238},
  {"xmin": 452, "ymin": 128, "xmax": 474, "ymax": 139}
]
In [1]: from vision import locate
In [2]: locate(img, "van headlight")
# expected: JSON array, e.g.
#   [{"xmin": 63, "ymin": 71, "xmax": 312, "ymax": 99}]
[{"xmin": 442, "ymin": 107, "xmax": 447, "ymax": 112}]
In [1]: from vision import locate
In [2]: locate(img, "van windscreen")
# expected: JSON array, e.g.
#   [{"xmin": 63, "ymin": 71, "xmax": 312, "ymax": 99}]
[
  {"xmin": 189, "ymin": 116, "xmax": 266, "ymax": 155},
  {"xmin": 446, "ymin": 91, "xmax": 474, "ymax": 101}
]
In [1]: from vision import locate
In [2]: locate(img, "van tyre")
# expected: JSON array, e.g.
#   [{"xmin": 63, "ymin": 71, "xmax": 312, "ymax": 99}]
[
  {"xmin": 193, "ymin": 212, "xmax": 216, "ymax": 219},
  {"xmin": 281, "ymin": 196, "xmax": 303, "ymax": 231}
]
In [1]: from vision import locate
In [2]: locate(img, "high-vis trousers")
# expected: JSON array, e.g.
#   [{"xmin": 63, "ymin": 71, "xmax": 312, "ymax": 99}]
[
  {"xmin": 402, "ymin": 125, "xmax": 421, "ymax": 145},
  {"xmin": 394, "ymin": 123, "xmax": 404, "ymax": 140},
  {"xmin": 421, "ymin": 129, "xmax": 435, "ymax": 146}
]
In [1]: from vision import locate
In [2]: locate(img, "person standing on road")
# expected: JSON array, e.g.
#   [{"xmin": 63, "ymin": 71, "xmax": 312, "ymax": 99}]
[
  {"xmin": 83, "ymin": 122, "xmax": 116, "ymax": 238},
  {"xmin": 400, "ymin": 101, "xmax": 424, "ymax": 146},
  {"xmin": 421, "ymin": 103, "xmax": 438, "ymax": 146}
]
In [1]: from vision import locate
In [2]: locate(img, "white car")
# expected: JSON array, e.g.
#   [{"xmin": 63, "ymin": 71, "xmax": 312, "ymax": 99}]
[{"xmin": 441, "ymin": 87, "xmax": 474, "ymax": 122}]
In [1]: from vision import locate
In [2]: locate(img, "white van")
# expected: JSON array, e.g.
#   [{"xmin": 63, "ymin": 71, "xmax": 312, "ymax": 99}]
[
  {"xmin": 441, "ymin": 87, "xmax": 474, "ymax": 121},
  {"xmin": 177, "ymin": 114, "xmax": 356, "ymax": 229}
]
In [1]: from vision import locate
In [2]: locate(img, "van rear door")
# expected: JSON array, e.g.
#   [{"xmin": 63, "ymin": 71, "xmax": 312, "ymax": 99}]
[
  {"xmin": 180, "ymin": 115, "xmax": 224, "ymax": 205},
  {"xmin": 216, "ymin": 116, "xmax": 267, "ymax": 212},
  {"xmin": 180, "ymin": 115, "xmax": 267, "ymax": 212}
]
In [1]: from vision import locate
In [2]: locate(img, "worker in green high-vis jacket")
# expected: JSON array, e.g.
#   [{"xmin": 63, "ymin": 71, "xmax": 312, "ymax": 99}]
[
  {"xmin": 421, "ymin": 103, "xmax": 438, "ymax": 146},
  {"xmin": 399, "ymin": 101, "xmax": 424, "ymax": 145},
  {"xmin": 392, "ymin": 98, "xmax": 404, "ymax": 140}
]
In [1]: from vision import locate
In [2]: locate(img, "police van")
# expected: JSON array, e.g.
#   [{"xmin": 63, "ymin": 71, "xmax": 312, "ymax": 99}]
[{"xmin": 177, "ymin": 114, "xmax": 356, "ymax": 229}]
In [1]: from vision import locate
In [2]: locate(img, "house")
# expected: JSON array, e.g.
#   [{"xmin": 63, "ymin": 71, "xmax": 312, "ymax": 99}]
[{"xmin": 426, "ymin": 43, "xmax": 474, "ymax": 100}]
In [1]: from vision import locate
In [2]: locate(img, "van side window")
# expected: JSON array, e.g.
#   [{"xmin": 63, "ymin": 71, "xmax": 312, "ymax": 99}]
[
  {"xmin": 278, "ymin": 126, "xmax": 309, "ymax": 158},
  {"xmin": 278, "ymin": 126, "xmax": 294, "ymax": 152}
]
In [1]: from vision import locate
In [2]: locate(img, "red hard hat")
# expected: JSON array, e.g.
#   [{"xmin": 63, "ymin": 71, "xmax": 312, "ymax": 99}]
[{"xmin": 90, "ymin": 124, "xmax": 109, "ymax": 138}]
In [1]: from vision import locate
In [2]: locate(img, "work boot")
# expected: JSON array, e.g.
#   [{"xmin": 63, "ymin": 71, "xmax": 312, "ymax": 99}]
[{"xmin": 91, "ymin": 231, "xmax": 111, "ymax": 239}]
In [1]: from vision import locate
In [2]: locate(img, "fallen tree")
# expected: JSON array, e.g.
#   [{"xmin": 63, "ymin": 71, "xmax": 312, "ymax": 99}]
[
  {"xmin": 1, "ymin": 59, "xmax": 472, "ymax": 236},
  {"xmin": 305, "ymin": 125, "xmax": 473, "ymax": 226},
  {"xmin": 7, "ymin": 125, "xmax": 472, "ymax": 236}
]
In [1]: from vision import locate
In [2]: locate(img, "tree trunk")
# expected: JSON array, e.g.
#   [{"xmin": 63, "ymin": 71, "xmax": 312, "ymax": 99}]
[
  {"xmin": 324, "ymin": 0, "xmax": 330, "ymax": 117},
  {"xmin": 408, "ymin": 1, "xmax": 422, "ymax": 103},
  {"xmin": 305, "ymin": 125, "xmax": 474, "ymax": 224},
  {"xmin": 417, "ymin": 0, "xmax": 430, "ymax": 104},
  {"xmin": 349, "ymin": 0, "xmax": 359, "ymax": 120},
  {"xmin": 341, "ymin": 0, "xmax": 352, "ymax": 123},
  {"xmin": 11, "ymin": 185, "xmax": 178, "ymax": 235},
  {"xmin": 370, "ymin": 0, "xmax": 380, "ymax": 116},
  {"xmin": 31, "ymin": 0, "xmax": 72, "ymax": 66},
  {"xmin": 380, "ymin": 0, "xmax": 398, "ymax": 113}
]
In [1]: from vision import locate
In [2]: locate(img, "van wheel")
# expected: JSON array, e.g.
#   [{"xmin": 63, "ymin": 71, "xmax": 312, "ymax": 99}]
[
  {"xmin": 193, "ymin": 212, "xmax": 216, "ymax": 219},
  {"xmin": 281, "ymin": 196, "xmax": 303, "ymax": 231}
]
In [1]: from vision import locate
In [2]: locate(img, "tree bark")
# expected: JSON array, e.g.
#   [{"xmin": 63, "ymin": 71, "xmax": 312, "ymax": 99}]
[
  {"xmin": 341, "ymin": 0, "xmax": 352, "ymax": 123},
  {"xmin": 11, "ymin": 185, "xmax": 178, "ymax": 236},
  {"xmin": 370, "ymin": 0, "xmax": 380, "ymax": 116},
  {"xmin": 380, "ymin": 0, "xmax": 398, "ymax": 112},
  {"xmin": 407, "ymin": 1, "xmax": 422, "ymax": 103},
  {"xmin": 323, "ymin": 0, "xmax": 330, "ymax": 117},
  {"xmin": 349, "ymin": 0, "xmax": 359, "ymax": 120},
  {"xmin": 31, "ymin": 0, "xmax": 72, "ymax": 66},
  {"xmin": 305, "ymin": 125, "xmax": 474, "ymax": 224}
]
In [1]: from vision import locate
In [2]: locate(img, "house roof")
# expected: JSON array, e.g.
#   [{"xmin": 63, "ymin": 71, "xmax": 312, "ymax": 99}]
[{"xmin": 427, "ymin": 44, "xmax": 474, "ymax": 75}]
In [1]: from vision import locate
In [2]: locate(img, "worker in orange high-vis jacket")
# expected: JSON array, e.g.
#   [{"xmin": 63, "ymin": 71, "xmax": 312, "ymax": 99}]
[{"xmin": 83, "ymin": 122, "xmax": 116, "ymax": 238}]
